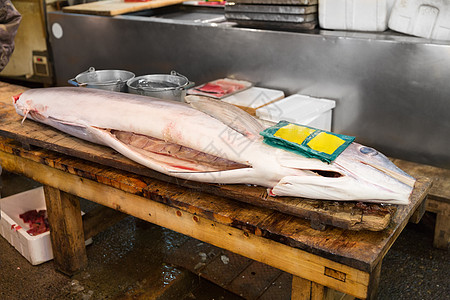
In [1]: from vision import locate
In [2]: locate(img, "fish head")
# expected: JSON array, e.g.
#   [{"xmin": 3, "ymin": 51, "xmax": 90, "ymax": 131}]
[{"xmin": 271, "ymin": 143, "xmax": 415, "ymax": 204}]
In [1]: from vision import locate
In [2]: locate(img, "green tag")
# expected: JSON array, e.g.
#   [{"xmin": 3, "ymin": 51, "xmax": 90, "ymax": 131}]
[{"xmin": 260, "ymin": 121, "xmax": 355, "ymax": 163}]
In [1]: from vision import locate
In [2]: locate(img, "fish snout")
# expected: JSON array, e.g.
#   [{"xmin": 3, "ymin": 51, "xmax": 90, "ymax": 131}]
[
  {"xmin": 12, "ymin": 93, "xmax": 22, "ymax": 103},
  {"xmin": 270, "ymin": 173, "xmax": 411, "ymax": 205}
]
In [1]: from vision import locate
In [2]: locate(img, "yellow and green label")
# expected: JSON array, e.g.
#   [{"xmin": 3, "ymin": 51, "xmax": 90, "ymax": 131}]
[{"xmin": 260, "ymin": 121, "xmax": 355, "ymax": 163}]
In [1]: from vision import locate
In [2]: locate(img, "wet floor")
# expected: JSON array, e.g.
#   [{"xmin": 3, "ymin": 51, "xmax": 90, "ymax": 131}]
[{"xmin": 0, "ymin": 171, "xmax": 449, "ymax": 299}]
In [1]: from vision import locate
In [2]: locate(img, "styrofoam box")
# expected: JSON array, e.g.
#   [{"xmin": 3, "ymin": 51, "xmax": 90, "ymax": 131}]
[
  {"xmin": 255, "ymin": 94, "xmax": 336, "ymax": 131},
  {"xmin": 0, "ymin": 187, "xmax": 91, "ymax": 265},
  {"xmin": 222, "ymin": 86, "xmax": 285, "ymax": 110},
  {"xmin": 388, "ymin": 0, "xmax": 450, "ymax": 40},
  {"xmin": 319, "ymin": 0, "xmax": 396, "ymax": 31}
]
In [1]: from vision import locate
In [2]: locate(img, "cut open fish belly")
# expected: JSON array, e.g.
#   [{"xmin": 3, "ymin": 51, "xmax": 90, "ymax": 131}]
[
  {"xmin": 109, "ymin": 129, "xmax": 249, "ymax": 172},
  {"xmin": 14, "ymin": 87, "xmax": 416, "ymax": 205}
]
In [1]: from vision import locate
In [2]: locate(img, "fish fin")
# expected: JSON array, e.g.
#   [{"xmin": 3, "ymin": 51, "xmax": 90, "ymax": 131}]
[{"xmin": 185, "ymin": 95, "xmax": 265, "ymax": 140}]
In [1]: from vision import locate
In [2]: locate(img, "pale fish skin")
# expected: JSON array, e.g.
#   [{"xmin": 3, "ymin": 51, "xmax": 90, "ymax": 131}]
[{"xmin": 14, "ymin": 87, "xmax": 415, "ymax": 205}]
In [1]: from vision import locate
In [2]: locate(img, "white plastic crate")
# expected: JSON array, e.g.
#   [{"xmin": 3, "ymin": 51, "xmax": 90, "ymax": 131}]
[
  {"xmin": 255, "ymin": 94, "xmax": 336, "ymax": 131},
  {"xmin": 388, "ymin": 0, "xmax": 450, "ymax": 40},
  {"xmin": 0, "ymin": 187, "xmax": 91, "ymax": 265},
  {"xmin": 319, "ymin": 0, "xmax": 396, "ymax": 31}
]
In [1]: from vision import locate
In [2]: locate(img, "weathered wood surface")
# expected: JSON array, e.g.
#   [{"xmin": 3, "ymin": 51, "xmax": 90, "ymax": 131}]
[
  {"xmin": 391, "ymin": 159, "xmax": 449, "ymax": 249},
  {"xmin": 0, "ymin": 98, "xmax": 402, "ymax": 231},
  {"xmin": 426, "ymin": 199, "xmax": 450, "ymax": 249},
  {"xmin": 0, "ymin": 81, "xmax": 28, "ymax": 104},
  {"xmin": 0, "ymin": 142, "xmax": 371, "ymax": 298},
  {"xmin": 43, "ymin": 185, "xmax": 87, "ymax": 275},
  {"xmin": 0, "ymin": 137, "xmax": 431, "ymax": 274},
  {"xmin": 391, "ymin": 159, "xmax": 449, "ymax": 204}
]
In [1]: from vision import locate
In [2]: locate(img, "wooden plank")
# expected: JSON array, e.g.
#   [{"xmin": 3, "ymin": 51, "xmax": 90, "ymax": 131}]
[
  {"xmin": 0, "ymin": 137, "xmax": 432, "ymax": 273},
  {"xmin": 227, "ymin": 261, "xmax": 282, "ymax": 299},
  {"xmin": 311, "ymin": 282, "xmax": 325, "ymax": 300},
  {"xmin": 167, "ymin": 238, "xmax": 221, "ymax": 273},
  {"xmin": 392, "ymin": 158, "xmax": 450, "ymax": 203},
  {"xmin": 324, "ymin": 289, "xmax": 355, "ymax": 300},
  {"xmin": 258, "ymin": 272, "xmax": 292, "ymax": 300},
  {"xmin": 392, "ymin": 159, "xmax": 450, "ymax": 249},
  {"xmin": 0, "ymin": 149, "xmax": 372, "ymax": 298},
  {"xmin": 292, "ymin": 276, "xmax": 311, "ymax": 299},
  {"xmin": 62, "ymin": 0, "xmax": 186, "ymax": 16},
  {"xmin": 427, "ymin": 199, "xmax": 450, "ymax": 249},
  {"xmin": 0, "ymin": 82, "xmax": 28, "ymax": 104},
  {"xmin": 0, "ymin": 102, "xmax": 399, "ymax": 232},
  {"xmin": 43, "ymin": 185, "xmax": 87, "ymax": 275},
  {"xmin": 434, "ymin": 208, "xmax": 450, "ymax": 249},
  {"xmin": 291, "ymin": 277, "xmax": 356, "ymax": 300},
  {"xmin": 365, "ymin": 261, "xmax": 382, "ymax": 300},
  {"xmin": 409, "ymin": 196, "xmax": 427, "ymax": 224},
  {"xmin": 198, "ymin": 250, "xmax": 253, "ymax": 288},
  {"xmin": 233, "ymin": 0, "xmax": 318, "ymax": 4}
]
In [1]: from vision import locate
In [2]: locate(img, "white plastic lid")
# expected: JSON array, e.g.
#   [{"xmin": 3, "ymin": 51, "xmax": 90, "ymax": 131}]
[
  {"xmin": 255, "ymin": 94, "xmax": 336, "ymax": 124},
  {"xmin": 222, "ymin": 86, "xmax": 285, "ymax": 109}
]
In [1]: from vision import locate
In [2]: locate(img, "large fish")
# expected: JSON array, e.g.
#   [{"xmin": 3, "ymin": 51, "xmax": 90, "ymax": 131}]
[{"xmin": 13, "ymin": 87, "xmax": 415, "ymax": 205}]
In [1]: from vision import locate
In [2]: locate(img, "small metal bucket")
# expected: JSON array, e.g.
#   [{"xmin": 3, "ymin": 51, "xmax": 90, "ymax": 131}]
[
  {"xmin": 68, "ymin": 67, "xmax": 135, "ymax": 92},
  {"xmin": 127, "ymin": 71, "xmax": 194, "ymax": 102}
]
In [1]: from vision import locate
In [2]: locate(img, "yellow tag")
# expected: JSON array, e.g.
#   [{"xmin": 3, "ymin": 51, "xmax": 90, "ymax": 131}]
[
  {"xmin": 307, "ymin": 132, "xmax": 345, "ymax": 155},
  {"xmin": 274, "ymin": 124, "xmax": 316, "ymax": 145}
]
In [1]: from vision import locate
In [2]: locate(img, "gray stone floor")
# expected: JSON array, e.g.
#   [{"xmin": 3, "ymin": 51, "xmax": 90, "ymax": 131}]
[{"xmin": 0, "ymin": 171, "xmax": 449, "ymax": 299}]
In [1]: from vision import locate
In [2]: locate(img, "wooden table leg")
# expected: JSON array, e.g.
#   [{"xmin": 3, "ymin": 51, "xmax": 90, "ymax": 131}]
[
  {"xmin": 427, "ymin": 199, "xmax": 450, "ymax": 249},
  {"xmin": 44, "ymin": 185, "xmax": 87, "ymax": 275},
  {"xmin": 409, "ymin": 196, "xmax": 427, "ymax": 224},
  {"xmin": 292, "ymin": 276, "xmax": 312, "ymax": 299},
  {"xmin": 434, "ymin": 209, "xmax": 450, "ymax": 249},
  {"xmin": 291, "ymin": 276, "xmax": 355, "ymax": 300},
  {"xmin": 365, "ymin": 261, "xmax": 382, "ymax": 300}
]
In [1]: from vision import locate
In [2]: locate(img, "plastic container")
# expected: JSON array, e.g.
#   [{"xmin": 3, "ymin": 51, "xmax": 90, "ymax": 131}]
[
  {"xmin": 388, "ymin": 0, "xmax": 450, "ymax": 40},
  {"xmin": 255, "ymin": 94, "xmax": 336, "ymax": 131},
  {"xmin": 319, "ymin": 0, "xmax": 395, "ymax": 31},
  {"xmin": 0, "ymin": 187, "xmax": 91, "ymax": 265}
]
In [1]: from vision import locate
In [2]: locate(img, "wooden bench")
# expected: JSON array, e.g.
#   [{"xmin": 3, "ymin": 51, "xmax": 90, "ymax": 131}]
[
  {"xmin": 0, "ymin": 136, "xmax": 431, "ymax": 299},
  {"xmin": 392, "ymin": 159, "xmax": 450, "ymax": 250},
  {"xmin": 0, "ymin": 82, "xmax": 434, "ymax": 298}
]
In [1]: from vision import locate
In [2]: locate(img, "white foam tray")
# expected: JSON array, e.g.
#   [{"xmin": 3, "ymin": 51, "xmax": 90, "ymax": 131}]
[
  {"xmin": 222, "ymin": 86, "xmax": 285, "ymax": 109},
  {"xmin": 0, "ymin": 187, "xmax": 91, "ymax": 265}
]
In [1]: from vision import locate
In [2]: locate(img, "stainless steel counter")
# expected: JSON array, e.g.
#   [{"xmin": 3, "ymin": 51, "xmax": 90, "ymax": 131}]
[{"xmin": 47, "ymin": 9, "xmax": 450, "ymax": 168}]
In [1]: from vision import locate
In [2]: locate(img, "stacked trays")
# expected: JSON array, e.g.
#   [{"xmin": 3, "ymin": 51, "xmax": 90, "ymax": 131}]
[{"xmin": 225, "ymin": 0, "xmax": 318, "ymax": 30}]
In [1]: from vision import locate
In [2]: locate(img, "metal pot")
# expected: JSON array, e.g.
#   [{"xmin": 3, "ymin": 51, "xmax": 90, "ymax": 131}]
[
  {"xmin": 127, "ymin": 71, "xmax": 194, "ymax": 102},
  {"xmin": 68, "ymin": 67, "xmax": 135, "ymax": 92}
]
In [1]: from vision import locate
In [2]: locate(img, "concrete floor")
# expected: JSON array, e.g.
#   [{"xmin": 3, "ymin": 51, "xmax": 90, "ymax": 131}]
[{"xmin": 0, "ymin": 171, "xmax": 449, "ymax": 300}]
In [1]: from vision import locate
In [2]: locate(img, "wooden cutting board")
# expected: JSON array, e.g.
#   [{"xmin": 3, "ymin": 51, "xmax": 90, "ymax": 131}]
[
  {"xmin": 232, "ymin": 0, "xmax": 317, "ymax": 4},
  {"xmin": 63, "ymin": 0, "xmax": 187, "ymax": 16}
]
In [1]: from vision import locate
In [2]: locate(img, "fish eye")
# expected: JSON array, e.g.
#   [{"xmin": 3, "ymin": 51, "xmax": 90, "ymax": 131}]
[{"xmin": 360, "ymin": 146, "xmax": 378, "ymax": 156}]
